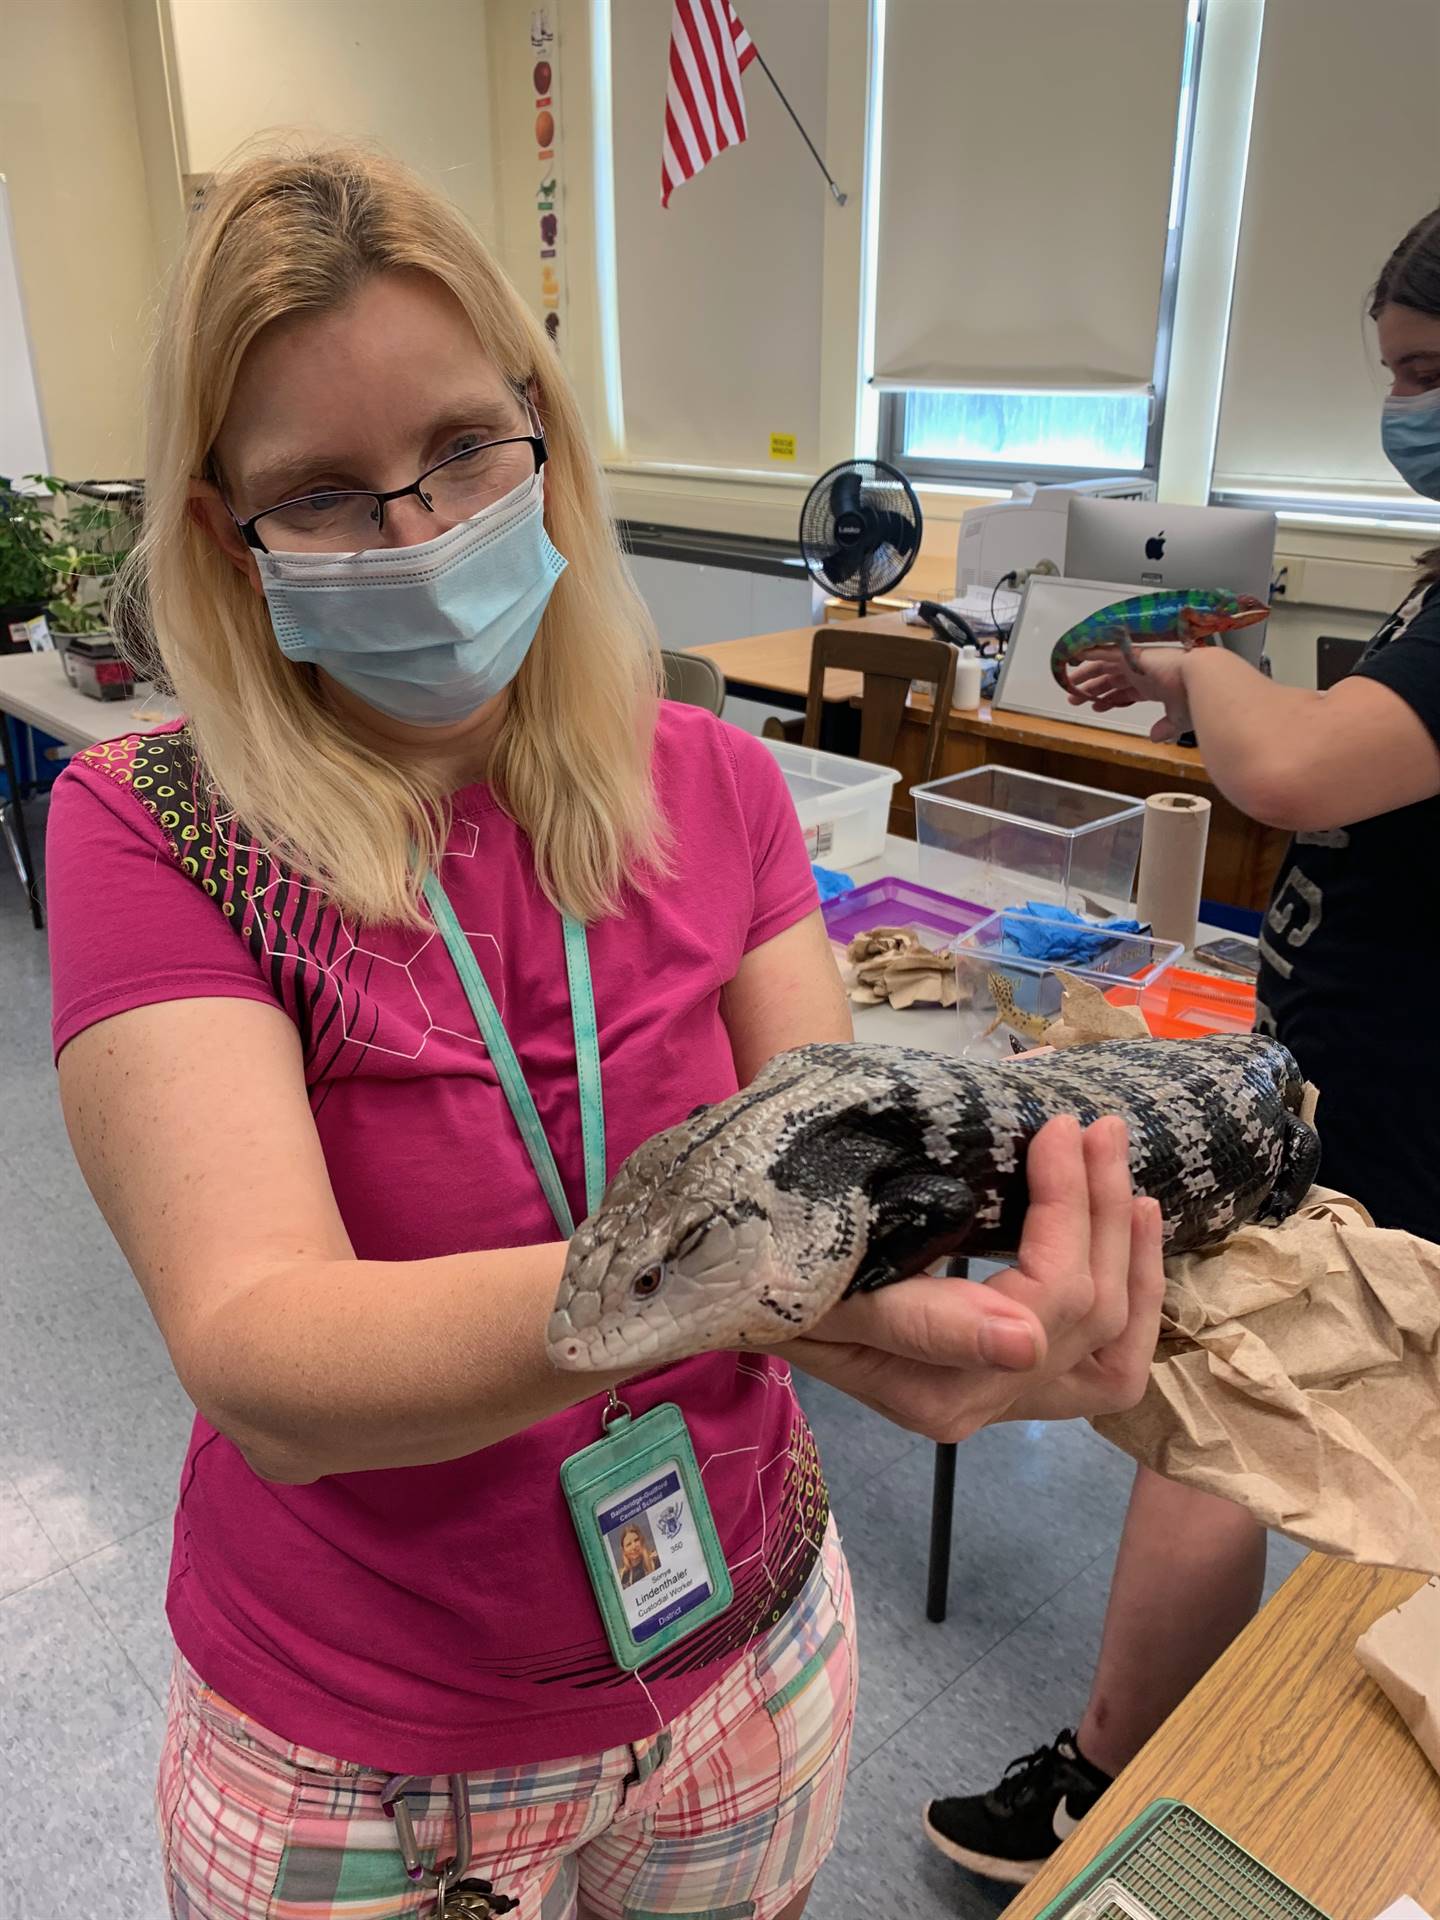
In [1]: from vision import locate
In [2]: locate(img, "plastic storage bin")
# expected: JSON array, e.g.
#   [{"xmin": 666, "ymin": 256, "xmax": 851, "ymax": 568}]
[
  {"xmin": 1137, "ymin": 966, "xmax": 1256, "ymax": 1039},
  {"xmin": 821, "ymin": 876, "xmax": 988, "ymax": 947},
  {"xmin": 951, "ymin": 909, "xmax": 1182, "ymax": 1061},
  {"xmin": 912, "ymin": 766, "xmax": 1145, "ymax": 915},
  {"xmin": 762, "ymin": 739, "xmax": 900, "ymax": 868}
]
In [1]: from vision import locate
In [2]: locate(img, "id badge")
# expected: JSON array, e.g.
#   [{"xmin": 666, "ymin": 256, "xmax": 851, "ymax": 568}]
[{"xmin": 560, "ymin": 1402, "xmax": 733, "ymax": 1672}]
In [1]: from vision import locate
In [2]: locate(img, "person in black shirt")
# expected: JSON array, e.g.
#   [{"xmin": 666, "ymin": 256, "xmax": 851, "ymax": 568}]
[{"xmin": 923, "ymin": 203, "xmax": 1440, "ymax": 1887}]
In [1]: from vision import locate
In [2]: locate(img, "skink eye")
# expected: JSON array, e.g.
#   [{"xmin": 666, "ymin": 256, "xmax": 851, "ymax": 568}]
[{"xmin": 631, "ymin": 1265, "xmax": 666, "ymax": 1300}]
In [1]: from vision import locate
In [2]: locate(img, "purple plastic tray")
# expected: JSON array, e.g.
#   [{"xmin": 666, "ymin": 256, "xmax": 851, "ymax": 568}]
[{"xmin": 822, "ymin": 876, "xmax": 988, "ymax": 945}]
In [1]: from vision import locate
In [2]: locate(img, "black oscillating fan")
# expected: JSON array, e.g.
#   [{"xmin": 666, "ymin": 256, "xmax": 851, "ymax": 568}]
[{"xmin": 799, "ymin": 458, "xmax": 923, "ymax": 617}]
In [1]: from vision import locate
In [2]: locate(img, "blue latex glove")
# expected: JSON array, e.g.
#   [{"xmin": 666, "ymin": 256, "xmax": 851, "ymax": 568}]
[
  {"xmin": 812, "ymin": 864, "xmax": 856, "ymax": 903},
  {"xmin": 999, "ymin": 901, "xmax": 1146, "ymax": 965}
]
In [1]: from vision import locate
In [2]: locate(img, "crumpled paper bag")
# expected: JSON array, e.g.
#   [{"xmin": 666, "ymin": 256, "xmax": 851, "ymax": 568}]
[
  {"xmin": 844, "ymin": 927, "xmax": 962, "ymax": 1011},
  {"xmin": 1043, "ymin": 969, "xmax": 1150, "ymax": 1047},
  {"xmin": 1095, "ymin": 1189, "xmax": 1440, "ymax": 1575},
  {"xmin": 1356, "ymin": 1578, "xmax": 1440, "ymax": 1775}
]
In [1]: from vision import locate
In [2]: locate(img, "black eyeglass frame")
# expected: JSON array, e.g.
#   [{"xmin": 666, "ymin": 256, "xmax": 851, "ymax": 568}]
[{"xmin": 231, "ymin": 424, "xmax": 549, "ymax": 554}]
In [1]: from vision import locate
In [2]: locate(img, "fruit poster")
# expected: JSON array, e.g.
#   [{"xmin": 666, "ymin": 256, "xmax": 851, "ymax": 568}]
[{"xmin": 531, "ymin": 7, "xmax": 565, "ymax": 354}]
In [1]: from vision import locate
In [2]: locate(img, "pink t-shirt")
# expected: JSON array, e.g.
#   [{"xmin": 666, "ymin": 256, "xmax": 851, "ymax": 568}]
[{"xmin": 47, "ymin": 702, "xmax": 829, "ymax": 1772}]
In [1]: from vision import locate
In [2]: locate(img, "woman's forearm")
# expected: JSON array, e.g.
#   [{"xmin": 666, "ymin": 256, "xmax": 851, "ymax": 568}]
[
  {"xmin": 190, "ymin": 1241, "xmax": 622, "ymax": 1483},
  {"xmin": 1180, "ymin": 649, "xmax": 1326, "ymax": 825}
]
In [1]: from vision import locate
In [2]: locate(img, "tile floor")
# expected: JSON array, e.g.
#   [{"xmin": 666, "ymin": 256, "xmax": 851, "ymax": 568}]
[{"xmin": 0, "ymin": 800, "xmax": 1305, "ymax": 1918}]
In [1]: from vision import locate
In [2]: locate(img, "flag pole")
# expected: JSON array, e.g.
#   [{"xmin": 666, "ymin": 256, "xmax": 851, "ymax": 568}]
[{"xmin": 749, "ymin": 47, "xmax": 847, "ymax": 205}]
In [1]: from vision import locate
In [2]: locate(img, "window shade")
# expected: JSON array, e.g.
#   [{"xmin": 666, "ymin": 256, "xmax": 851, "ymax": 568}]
[
  {"xmin": 610, "ymin": 0, "xmax": 829, "ymax": 471},
  {"xmin": 1212, "ymin": 0, "xmax": 1440, "ymax": 504},
  {"xmin": 872, "ymin": 0, "xmax": 1189, "ymax": 393}
]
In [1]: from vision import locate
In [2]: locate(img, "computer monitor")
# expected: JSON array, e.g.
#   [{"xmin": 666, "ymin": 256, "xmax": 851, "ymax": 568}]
[{"xmin": 1064, "ymin": 499, "xmax": 1277, "ymax": 666}]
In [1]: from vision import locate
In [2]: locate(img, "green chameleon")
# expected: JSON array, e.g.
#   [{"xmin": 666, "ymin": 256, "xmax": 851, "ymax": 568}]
[{"xmin": 1050, "ymin": 589, "xmax": 1269, "ymax": 694}]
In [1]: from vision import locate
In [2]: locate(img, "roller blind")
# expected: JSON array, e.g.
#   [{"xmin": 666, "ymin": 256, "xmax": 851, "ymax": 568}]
[
  {"xmin": 1212, "ymin": 0, "xmax": 1440, "ymax": 505},
  {"xmin": 872, "ymin": 0, "xmax": 1189, "ymax": 393},
  {"xmin": 611, "ymin": 0, "xmax": 829, "ymax": 471}
]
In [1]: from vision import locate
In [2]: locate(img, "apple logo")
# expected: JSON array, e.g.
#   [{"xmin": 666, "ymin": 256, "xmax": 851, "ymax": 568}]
[{"xmin": 1144, "ymin": 531, "xmax": 1166, "ymax": 561}]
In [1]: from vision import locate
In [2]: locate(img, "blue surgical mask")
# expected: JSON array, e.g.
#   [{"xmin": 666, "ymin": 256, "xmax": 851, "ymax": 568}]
[
  {"xmin": 255, "ymin": 473, "xmax": 567, "ymax": 725},
  {"xmin": 1381, "ymin": 390, "xmax": 1440, "ymax": 501}
]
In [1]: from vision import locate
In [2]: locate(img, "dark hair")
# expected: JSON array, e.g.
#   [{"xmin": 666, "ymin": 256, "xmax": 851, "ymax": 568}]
[
  {"xmin": 1370, "ymin": 203, "xmax": 1440, "ymax": 322},
  {"xmin": 1371, "ymin": 202, "xmax": 1440, "ymax": 586}
]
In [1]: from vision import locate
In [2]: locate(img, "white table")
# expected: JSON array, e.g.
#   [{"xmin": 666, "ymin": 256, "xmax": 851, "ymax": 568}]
[
  {"xmin": 0, "ymin": 649, "xmax": 176, "ymax": 926},
  {"xmin": 841, "ymin": 835, "xmax": 1230, "ymax": 1051},
  {"xmin": 841, "ymin": 837, "xmax": 962, "ymax": 1053}
]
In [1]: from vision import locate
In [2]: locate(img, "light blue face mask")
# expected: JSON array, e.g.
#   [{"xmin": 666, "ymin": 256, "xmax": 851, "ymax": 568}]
[
  {"xmin": 1381, "ymin": 389, "xmax": 1440, "ymax": 501},
  {"xmin": 255, "ymin": 473, "xmax": 567, "ymax": 726}
]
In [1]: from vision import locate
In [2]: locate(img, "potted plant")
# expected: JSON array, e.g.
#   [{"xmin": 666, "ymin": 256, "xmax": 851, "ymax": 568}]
[
  {"xmin": 48, "ymin": 489, "xmax": 139, "ymax": 635},
  {"xmin": 0, "ymin": 475, "xmax": 59, "ymax": 652}
]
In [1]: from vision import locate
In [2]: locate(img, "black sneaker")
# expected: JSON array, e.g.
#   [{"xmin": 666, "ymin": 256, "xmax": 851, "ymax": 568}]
[{"xmin": 922, "ymin": 1729, "xmax": 1113, "ymax": 1885}]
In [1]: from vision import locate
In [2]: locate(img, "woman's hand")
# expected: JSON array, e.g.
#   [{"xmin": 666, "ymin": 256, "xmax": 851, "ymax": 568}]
[
  {"xmin": 784, "ymin": 1115, "xmax": 1165, "ymax": 1444},
  {"xmin": 1067, "ymin": 647, "xmax": 1193, "ymax": 742}
]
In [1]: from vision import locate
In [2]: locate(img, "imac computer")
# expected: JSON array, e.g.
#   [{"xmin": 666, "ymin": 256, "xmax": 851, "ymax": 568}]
[{"xmin": 1064, "ymin": 498, "xmax": 1277, "ymax": 666}]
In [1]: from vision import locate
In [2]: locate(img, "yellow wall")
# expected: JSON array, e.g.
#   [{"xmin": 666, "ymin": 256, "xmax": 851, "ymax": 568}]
[
  {"xmin": 166, "ymin": 0, "xmax": 497, "ymax": 245},
  {"xmin": 0, "ymin": 0, "xmax": 158, "ymax": 476}
]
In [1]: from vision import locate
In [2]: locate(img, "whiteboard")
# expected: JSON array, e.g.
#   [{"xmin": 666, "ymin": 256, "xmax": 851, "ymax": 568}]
[
  {"xmin": 992, "ymin": 575, "xmax": 1171, "ymax": 739},
  {"xmin": 0, "ymin": 175, "xmax": 50, "ymax": 480}
]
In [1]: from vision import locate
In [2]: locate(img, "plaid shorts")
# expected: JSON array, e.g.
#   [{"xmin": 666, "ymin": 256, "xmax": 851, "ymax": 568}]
[{"xmin": 158, "ymin": 1522, "xmax": 853, "ymax": 1920}]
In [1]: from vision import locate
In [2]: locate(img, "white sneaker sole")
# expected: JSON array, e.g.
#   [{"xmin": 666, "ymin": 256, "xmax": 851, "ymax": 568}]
[{"xmin": 921, "ymin": 1806, "xmax": 1045, "ymax": 1886}]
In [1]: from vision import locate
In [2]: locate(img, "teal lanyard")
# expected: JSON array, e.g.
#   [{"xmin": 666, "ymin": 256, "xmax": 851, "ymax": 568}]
[{"xmin": 421, "ymin": 872, "xmax": 605, "ymax": 1239}]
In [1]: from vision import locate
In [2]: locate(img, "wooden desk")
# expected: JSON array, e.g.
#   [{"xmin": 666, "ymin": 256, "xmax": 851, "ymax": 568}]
[
  {"xmin": 1003, "ymin": 1555, "xmax": 1440, "ymax": 1920},
  {"xmin": 689, "ymin": 622, "xmax": 1288, "ymax": 912},
  {"xmin": 689, "ymin": 617, "xmax": 907, "ymax": 705}
]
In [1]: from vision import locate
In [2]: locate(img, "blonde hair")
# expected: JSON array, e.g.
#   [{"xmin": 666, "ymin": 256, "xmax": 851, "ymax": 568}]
[{"xmin": 127, "ymin": 139, "xmax": 664, "ymax": 925}]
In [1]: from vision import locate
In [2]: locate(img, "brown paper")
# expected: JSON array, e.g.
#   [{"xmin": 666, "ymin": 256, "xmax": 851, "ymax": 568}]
[
  {"xmin": 1095, "ymin": 1189, "xmax": 1440, "ymax": 1574},
  {"xmin": 843, "ymin": 927, "xmax": 962, "ymax": 1010},
  {"xmin": 1044, "ymin": 970, "xmax": 1151, "ymax": 1047},
  {"xmin": 1356, "ymin": 1578, "xmax": 1440, "ymax": 1775}
]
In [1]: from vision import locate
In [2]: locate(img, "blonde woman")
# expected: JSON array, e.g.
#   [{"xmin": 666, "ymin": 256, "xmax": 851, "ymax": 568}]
[
  {"xmin": 617, "ymin": 1524, "xmax": 661, "ymax": 1589},
  {"xmin": 48, "ymin": 144, "xmax": 1162, "ymax": 1920}
]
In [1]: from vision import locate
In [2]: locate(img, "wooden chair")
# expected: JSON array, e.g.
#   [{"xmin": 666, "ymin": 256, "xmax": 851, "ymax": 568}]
[{"xmin": 802, "ymin": 625, "xmax": 956, "ymax": 836}]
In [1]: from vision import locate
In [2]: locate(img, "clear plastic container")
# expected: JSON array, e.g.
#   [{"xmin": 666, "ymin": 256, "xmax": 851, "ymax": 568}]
[
  {"xmin": 912, "ymin": 765, "xmax": 1146, "ymax": 915},
  {"xmin": 951, "ymin": 909, "xmax": 1182, "ymax": 1061},
  {"xmin": 762, "ymin": 738, "xmax": 901, "ymax": 868}
]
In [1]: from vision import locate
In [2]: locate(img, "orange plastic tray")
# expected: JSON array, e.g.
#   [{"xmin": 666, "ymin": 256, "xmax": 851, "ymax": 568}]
[{"xmin": 1124, "ymin": 965, "xmax": 1257, "ymax": 1038}]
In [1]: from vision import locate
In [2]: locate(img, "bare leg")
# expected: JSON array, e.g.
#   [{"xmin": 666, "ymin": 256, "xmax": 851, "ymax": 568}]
[{"xmin": 1076, "ymin": 1464, "xmax": 1266, "ymax": 1778}]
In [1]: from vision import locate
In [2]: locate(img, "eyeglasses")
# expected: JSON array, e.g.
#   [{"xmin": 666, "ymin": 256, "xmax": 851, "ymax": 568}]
[{"xmin": 232, "ymin": 421, "xmax": 548, "ymax": 555}]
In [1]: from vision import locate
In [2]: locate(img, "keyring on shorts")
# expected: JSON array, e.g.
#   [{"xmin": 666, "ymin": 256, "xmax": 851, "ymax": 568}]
[{"xmin": 380, "ymin": 1772, "xmax": 472, "ymax": 1891}]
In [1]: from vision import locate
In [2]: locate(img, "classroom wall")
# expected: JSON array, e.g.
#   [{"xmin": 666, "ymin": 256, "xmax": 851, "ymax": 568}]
[
  {"xmin": 2, "ymin": 0, "xmax": 1425, "ymax": 636},
  {"xmin": 0, "ymin": 0, "xmax": 158, "ymax": 477},
  {"xmin": 479, "ymin": 0, "xmax": 885, "ymax": 541},
  {"xmin": 121, "ymin": 0, "xmax": 188, "ymax": 280},
  {"xmin": 165, "ymin": 0, "xmax": 497, "ymax": 243},
  {"xmin": 484, "ymin": 0, "xmax": 607, "ymax": 451}
]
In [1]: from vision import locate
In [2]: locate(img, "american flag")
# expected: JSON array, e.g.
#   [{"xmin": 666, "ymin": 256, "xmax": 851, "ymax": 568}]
[{"xmin": 660, "ymin": 0, "xmax": 758, "ymax": 208}]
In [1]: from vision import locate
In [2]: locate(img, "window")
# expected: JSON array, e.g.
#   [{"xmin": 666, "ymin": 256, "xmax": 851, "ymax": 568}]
[
  {"xmin": 1209, "ymin": 0, "xmax": 1440, "ymax": 526},
  {"xmin": 895, "ymin": 389, "xmax": 1153, "ymax": 479},
  {"xmin": 874, "ymin": 0, "xmax": 1202, "ymax": 489}
]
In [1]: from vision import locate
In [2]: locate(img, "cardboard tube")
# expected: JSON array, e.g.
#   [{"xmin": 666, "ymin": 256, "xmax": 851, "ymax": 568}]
[{"xmin": 1137, "ymin": 792, "xmax": 1211, "ymax": 949}]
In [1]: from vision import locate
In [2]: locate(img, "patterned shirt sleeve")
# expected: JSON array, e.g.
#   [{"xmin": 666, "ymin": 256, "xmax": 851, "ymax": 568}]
[{"xmin": 47, "ymin": 737, "xmax": 275, "ymax": 1061}]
